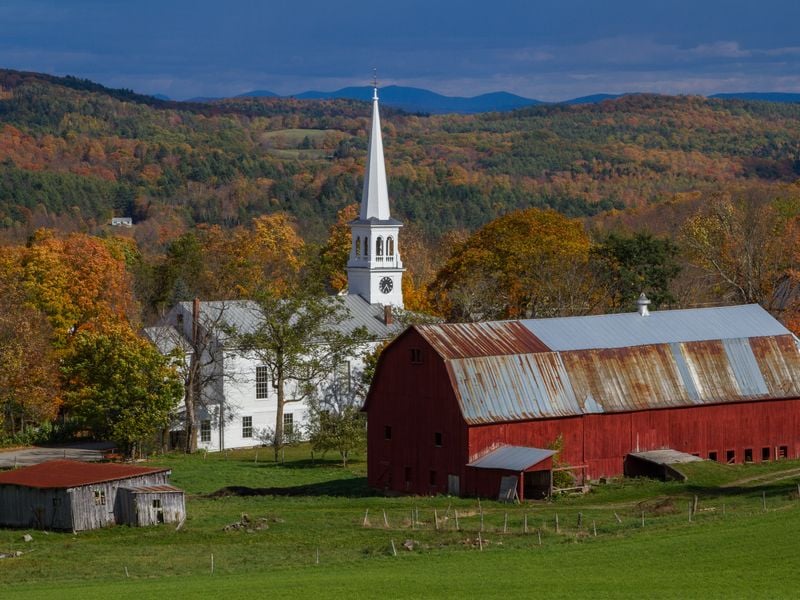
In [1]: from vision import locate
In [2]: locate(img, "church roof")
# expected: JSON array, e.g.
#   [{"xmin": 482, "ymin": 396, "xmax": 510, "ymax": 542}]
[{"xmin": 359, "ymin": 87, "xmax": 392, "ymax": 221}]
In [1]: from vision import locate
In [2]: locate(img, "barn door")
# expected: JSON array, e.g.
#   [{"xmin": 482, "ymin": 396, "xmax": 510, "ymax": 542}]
[{"xmin": 447, "ymin": 474, "xmax": 460, "ymax": 496}]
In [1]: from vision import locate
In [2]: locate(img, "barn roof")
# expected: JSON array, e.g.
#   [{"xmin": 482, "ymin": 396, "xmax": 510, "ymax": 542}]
[
  {"xmin": 0, "ymin": 460, "xmax": 170, "ymax": 489},
  {"xmin": 414, "ymin": 305, "xmax": 800, "ymax": 425}
]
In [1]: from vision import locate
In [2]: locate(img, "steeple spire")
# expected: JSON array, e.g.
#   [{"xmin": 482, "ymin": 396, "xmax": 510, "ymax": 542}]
[{"xmin": 360, "ymin": 81, "xmax": 391, "ymax": 220}]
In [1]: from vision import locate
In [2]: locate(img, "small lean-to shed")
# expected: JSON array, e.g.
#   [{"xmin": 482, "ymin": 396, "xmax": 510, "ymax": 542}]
[
  {"xmin": 0, "ymin": 460, "xmax": 182, "ymax": 531},
  {"xmin": 116, "ymin": 485, "xmax": 186, "ymax": 526}
]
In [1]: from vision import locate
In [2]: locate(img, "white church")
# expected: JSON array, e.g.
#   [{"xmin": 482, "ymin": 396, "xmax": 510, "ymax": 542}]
[{"xmin": 146, "ymin": 86, "xmax": 407, "ymax": 451}]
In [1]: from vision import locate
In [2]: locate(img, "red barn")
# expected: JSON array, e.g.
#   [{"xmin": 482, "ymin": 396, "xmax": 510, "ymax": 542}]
[{"xmin": 364, "ymin": 303, "xmax": 800, "ymax": 499}]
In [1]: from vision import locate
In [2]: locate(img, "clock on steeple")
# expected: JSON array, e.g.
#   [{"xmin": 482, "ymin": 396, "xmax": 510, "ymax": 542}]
[{"xmin": 345, "ymin": 82, "xmax": 405, "ymax": 308}]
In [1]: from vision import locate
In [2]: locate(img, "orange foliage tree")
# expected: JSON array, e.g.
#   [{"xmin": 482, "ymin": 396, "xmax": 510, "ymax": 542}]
[{"xmin": 429, "ymin": 208, "xmax": 597, "ymax": 321}]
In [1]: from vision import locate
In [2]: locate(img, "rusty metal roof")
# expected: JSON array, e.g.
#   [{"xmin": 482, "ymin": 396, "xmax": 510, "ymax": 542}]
[
  {"xmin": 418, "ymin": 321, "xmax": 550, "ymax": 359},
  {"xmin": 467, "ymin": 445, "xmax": 555, "ymax": 471},
  {"xmin": 415, "ymin": 305, "xmax": 800, "ymax": 425},
  {"xmin": 445, "ymin": 335, "xmax": 800, "ymax": 424},
  {"xmin": 0, "ymin": 460, "xmax": 170, "ymax": 489}
]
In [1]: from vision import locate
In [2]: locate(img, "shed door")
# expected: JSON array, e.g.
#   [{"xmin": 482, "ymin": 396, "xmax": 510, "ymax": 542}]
[{"xmin": 447, "ymin": 475, "xmax": 460, "ymax": 496}]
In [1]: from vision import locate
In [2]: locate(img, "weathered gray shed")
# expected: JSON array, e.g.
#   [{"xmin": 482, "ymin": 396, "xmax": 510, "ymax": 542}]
[
  {"xmin": 116, "ymin": 485, "xmax": 186, "ymax": 526},
  {"xmin": 0, "ymin": 460, "xmax": 183, "ymax": 531}
]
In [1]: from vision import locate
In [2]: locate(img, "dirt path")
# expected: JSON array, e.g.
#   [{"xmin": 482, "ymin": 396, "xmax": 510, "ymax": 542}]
[{"xmin": 721, "ymin": 467, "xmax": 800, "ymax": 488}]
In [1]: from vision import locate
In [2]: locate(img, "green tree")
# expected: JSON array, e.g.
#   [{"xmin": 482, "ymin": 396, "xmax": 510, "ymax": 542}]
[
  {"xmin": 228, "ymin": 289, "xmax": 371, "ymax": 461},
  {"xmin": 592, "ymin": 232, "xmax": 681, "ymax": 311},
  {"xmin": 61, "ymin": 326, "xmax": 183, "ymax": 457}
]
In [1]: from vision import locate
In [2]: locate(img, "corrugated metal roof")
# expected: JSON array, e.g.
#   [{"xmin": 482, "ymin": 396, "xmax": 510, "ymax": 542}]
[
  {"xmin": 120, "ymin": 484, "xmax": 184, "ymax": 494},
  {"xmin": 467, "ymin": 445, "xmax": 555, "ymax": 471},
  {"xmin": 175, "ymin": 294, "xmax": 403, "ymax": 343},
  {"xmin": 444, "ymin": 334, "xmax": 800, "ymax": 425},
  {"xmin": 419, "ymin": 321, "xmax": 550, "ymax": 359},
  {"xmin": 142, "ymin": 326, "xmax": 190, "ymax": 355},
  {"xmin": 0, "ymin": 460, "xmax": 169, "ymax": 489},
  {"xmin": 521, "ymin": 304, "xmax": 790, "ymax": 351}
]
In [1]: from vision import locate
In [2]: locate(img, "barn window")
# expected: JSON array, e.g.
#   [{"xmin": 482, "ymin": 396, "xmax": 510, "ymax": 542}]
[
  {"xmin": 434, "ymin": 432, "xmax": 443, "ymax": 447},
  {"xmin": 94, "ymin": 490, "xmax": 106, "ymax": 506},
  {"xmin": 429, "ymin": 470, "xmax": 437, "ymax": 486},
  {"xmin": 284, "ymin": 413, "xmax": 294, "ymax": 436},
  {"xmin": 200, "ymin": 419, "xmax": 211, "ymax": 443},
  {"xmin": 410, "ymin": 348, "xmax": 422, "ymax": 364},
  {"xmin": 256, "ymin": 366, "xmax": 270, "ymax": 399},
  {"xmin": 744, "ymin": 448, "xmax": 753, "ymax": 463},
  {"xmin": 152, "ymin": 499, "xmax": 162, "ymax": 509},
  {"xmin": 384, "ymin": 426, "xmax": 392, "ymax": 440},
  {"xmin": 708, "ymin": 451, "xmax": 718, "ymax": 462},
  {"xmin": 762, "ymin": 447, "xmax": 771, "ymax": 461},
  {"xmin": 404, "ymin": 466, "xmax": 412, "ymax": 483},
  {"xmin": 778, "ymin": 445, "xmax": 788, "ymax": 459},
  {"xmin": 242, "ymin": 416, "xmax": 253, "ymax": 438},
  {"xmin": 726, "ymin": 450, "xmax": 735, "ymax": 464}
]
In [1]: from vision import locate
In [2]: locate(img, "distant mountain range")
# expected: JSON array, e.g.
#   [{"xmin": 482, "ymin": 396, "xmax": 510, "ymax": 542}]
[{"xmin": 173, "ymin": 86, "xmax": 800, "ymax": 114}]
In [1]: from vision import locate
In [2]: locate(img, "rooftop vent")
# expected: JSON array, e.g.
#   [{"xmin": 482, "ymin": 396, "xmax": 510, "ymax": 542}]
[{"xmin": 637, "ymin": 293, "xmax": 651, "ymax": 317}]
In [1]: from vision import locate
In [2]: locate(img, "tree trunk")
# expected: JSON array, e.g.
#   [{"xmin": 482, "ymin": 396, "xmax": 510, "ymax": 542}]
[
  {"xmin": 184, "ymin": 357, "xmax": 199, "ymax": 454},
  {"xmin": 274, "ymin": 370, "xmax": 285, "ymax": 463}
]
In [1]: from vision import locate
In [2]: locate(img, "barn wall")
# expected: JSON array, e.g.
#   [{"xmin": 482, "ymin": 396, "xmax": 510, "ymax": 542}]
[
  {"xmin": 467, "ymin": 457, "xmax": 552, "ymax": 500},
  {"xmin": 69, "ymin": 472, "xmax": 171, "ymax": 532},
  {"xmin": 468, "ymin": 397, "xmax": 800, "ymax": 480},
  {"xmin": 366, "ymin": 329, "xmax": 469, "ymax": 495},
  {"xmin": 0, "ymin": 486, "xmax": 72, "ymax": 529}
]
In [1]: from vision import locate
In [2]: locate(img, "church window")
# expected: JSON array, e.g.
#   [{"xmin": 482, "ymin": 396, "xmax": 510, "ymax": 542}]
[
  {"xmin": 364, "ymin": 237, "xmax": 369, "ymax": 256},
  {"xmin": 387, "ymin": 236, "xmax": 394, "ymax": 256},
  {"xmin": 355, "ymin": 236, "xmax": 361, "ymax": 256},
  {"xmin": 376, "ymin": 237, "xmax": 384, "ymax": 256}
]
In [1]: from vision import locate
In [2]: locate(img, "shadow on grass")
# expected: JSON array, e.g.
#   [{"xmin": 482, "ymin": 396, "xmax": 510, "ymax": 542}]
[{"xmin": 206, "ymin": 476, "xmax": 379, "ymax": 498}]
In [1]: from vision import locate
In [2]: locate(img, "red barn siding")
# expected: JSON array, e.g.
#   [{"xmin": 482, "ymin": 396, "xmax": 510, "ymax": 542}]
[
  {"xmin": 468, "ymin": 398, "xmax": 800, "ymax": 480},
  {"xmin": 366, "ymin": 330, "xmax": 469, "ymax": 495}
]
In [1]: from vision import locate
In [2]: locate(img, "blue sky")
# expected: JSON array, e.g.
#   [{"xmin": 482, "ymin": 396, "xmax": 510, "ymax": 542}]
[{"xmin": 1, "ymin": 0, "xmax": 799, "ymax": 100}]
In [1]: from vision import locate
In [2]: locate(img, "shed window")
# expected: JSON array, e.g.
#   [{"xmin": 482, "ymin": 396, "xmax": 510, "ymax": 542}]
[
  {"xmin": 744, "ymin": 448, "xmax": 753, "ymax": 463},
  {"xmin": 152, "ymin": 499, "xmax": 162, "ymax": 509},
  {"xmin": 762, "ymin": 447, "xmax": 771, "ymax": 461},
  {"xmin": 410, "ymin": 348, "xmax": 422, "ymax": 364},
  {"xmin": 94, "ymin": 490, "xmax": 106, "ymax": 506},
  {"xmin": 384, "ymin": 426, "xmax": 392, "ymax": 440},
  {"xmin": 434, "ymin": 432, "xmax": 443, "ymax": 447},
  {"xmin": 200, "ymin": 419, "xmax": 211, "ymax": 443},
  {"xmin": 726, "ymin": 449, "xmax": 735, "ymax": 464},
  {"xmin": 256, "ymin": 366, "xmax": 270, "ymax": 399},
  {"xmin": 242, "ymin": 416, "xmax": 253, "ymax": 438},
  {"xmin": 778, "ymin": 445, "xmax": 788, "ymax": 459},
  {"xmin": 708, "ymin": 451, "xmax": 718, "ymax": 462}
]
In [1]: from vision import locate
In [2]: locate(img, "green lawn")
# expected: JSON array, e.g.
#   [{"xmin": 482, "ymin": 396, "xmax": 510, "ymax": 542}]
[{"xmin": 2, "ymin": 447, "xmax": 800, "ymax": 598}]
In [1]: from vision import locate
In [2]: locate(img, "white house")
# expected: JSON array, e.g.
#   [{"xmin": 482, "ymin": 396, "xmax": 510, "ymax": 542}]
[{"xmin": 145, "ymin": 85, "xmax": 407, "ymax": 451}]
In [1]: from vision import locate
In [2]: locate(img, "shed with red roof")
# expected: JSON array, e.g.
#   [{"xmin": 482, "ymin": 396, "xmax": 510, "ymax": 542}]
[{"xmin": 0, "ymin": 460, "xmax": 185, "ymax": 531}]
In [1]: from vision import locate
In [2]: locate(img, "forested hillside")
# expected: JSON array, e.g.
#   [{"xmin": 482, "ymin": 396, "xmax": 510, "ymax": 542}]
[{"xmin": 2, "ymin": 68, "xmax": 800, "ymax": 244}]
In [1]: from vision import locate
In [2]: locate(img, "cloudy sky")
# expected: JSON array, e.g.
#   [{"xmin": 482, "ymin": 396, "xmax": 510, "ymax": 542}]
[{"xmin": 1, "ymin": 0, "xmax": 799, "ymax": 101}]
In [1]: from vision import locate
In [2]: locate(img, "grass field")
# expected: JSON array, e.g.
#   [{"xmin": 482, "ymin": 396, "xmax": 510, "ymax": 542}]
[{"xmin": 2, "ymin": 447, "xmax": 800, "ymax": 598}]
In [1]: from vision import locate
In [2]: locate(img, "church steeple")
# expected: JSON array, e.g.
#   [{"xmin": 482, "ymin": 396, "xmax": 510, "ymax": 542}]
[
  {"xmin": 346, "ymin": 81, "xmax": 405, "ymax": 308},
  {"xmin": 360, "ymin": 87, "xmax": 391, "ymax": 221}
]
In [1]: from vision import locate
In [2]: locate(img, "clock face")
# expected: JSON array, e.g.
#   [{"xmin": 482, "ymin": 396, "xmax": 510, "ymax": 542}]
[{"xmin": 379, "ymin": 277, "xmax": 393, "ymax": 294}]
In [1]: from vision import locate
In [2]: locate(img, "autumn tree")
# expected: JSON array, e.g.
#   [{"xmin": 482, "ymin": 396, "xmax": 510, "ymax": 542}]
[
  {"xmin": 318, "ymin": 203, "xmax": 358, "ymax": 293},
  {"xmin": 227, "ymin": 288, "xmax": 370, "ymax": 461},
  {"xmin": 429, "ymin": 208, "xmax": 597, "ymax": 320},
  {"xmin": 681, "ymin": 187, "xmax": 800, "ymax": 305},
  {"xmin": 61, "ymin": 325, "xmax": 183, "ymax": 458}
]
